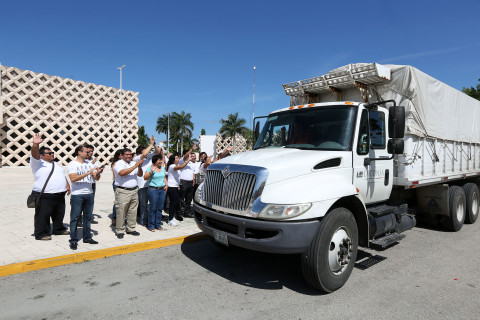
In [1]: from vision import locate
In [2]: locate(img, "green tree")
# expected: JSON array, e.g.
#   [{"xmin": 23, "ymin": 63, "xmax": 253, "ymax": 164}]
[
  {"xmin": 171, "ymin": 111, "xmax": 194, "ymax": 155},
  {"xmin": 201, "ymin": 128, "xmax": 206, "ymax": 135},
  {"xmin": 462, "ymin": 78, "xmax": 480, "ymax": 101},
  {"xmin": 137, "ymin": 125, "xmax": 149, "ymax": 148},
  {"xmin": 219, "ymin": 112, "xmax": 248, "ymax": 154},
  {"xmin": 156, "ymin": 114, "xmax": 170, "ymax": 150}
]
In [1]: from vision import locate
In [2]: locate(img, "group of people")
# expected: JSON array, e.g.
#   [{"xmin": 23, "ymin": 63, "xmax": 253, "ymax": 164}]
[{"xmin": 29, "ymin": 133, "xmax": 229, "ymax": 251}]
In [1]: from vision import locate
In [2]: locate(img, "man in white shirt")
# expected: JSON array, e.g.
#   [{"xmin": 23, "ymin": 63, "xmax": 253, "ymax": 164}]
[
  {"xmin": 30, "ymin": 133, "xmax": 71, "ymax": 241},
  {"xmin": 67, "ymin": 145, "xmax": 103, "ymax": 250},
  {"xmin": 113, "ymin": 148, "xmax": 144, "ymax": 238},
  {"xmin": 133, "ymin": 136, "xmax": 162, "ymax": 226},
  {"xmin": 179, "ymin": 143, "xmax": 197, "ymax": 218}
]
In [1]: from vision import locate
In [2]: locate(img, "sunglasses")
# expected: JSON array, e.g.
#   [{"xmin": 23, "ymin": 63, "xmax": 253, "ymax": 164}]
[{"xmin": 44, "ymin": 152, "xmax": 54, "ymax": 155}]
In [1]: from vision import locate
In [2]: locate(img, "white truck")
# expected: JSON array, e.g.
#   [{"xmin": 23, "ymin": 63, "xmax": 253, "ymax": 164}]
[{"xmin": 193, "ymin": 63, "xmax": 480, "ymax": 292}]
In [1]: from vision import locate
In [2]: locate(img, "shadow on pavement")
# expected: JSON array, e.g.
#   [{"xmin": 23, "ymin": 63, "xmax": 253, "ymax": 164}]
[{"xmin": 180, "ymin": 238, "xmax": 325, "ymax": 295}]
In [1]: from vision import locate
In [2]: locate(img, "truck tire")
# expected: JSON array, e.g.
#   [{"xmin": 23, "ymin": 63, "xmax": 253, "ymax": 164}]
[
  {"xmin": 463, "ymin": 183, "xmax": 479, "ymax": 224},
  {"xmin": 443, "ymin": 186, "xmax": 466, "ymax": 231},
  {"xmin": 301, "ymin": 207, "xmax": 358, "ymax": 293}
]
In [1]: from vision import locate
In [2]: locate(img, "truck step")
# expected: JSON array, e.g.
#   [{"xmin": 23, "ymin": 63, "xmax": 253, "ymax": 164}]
[{"xmin": 370, "ymin": 233, "xmax": 406, "ymax": 250}]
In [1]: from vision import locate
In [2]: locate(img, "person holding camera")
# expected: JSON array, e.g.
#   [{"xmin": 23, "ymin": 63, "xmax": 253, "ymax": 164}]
[{"xmin": 30, "ymin": 133, "xmax": 71, "ymax": 241}]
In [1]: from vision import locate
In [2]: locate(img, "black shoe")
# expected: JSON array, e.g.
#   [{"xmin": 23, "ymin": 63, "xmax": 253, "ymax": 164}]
[
  {"xmin": 185, "ymin": 213, "xmax": 194, "ymax": 218},
  {"xmin": 117, "ymin": 233, "xmax": 124, "ymax": 239},
  {"xmin": 83, "ymin": 239, "xmax": 98, "ymax": 244},
  {"xmin": 91, "ymin": 220, "xmax": 98, "ymax": 224},
  {"xmin": 70, "ymin": 243, "xmax": 77, "ymax": 250},
  {"xmin": 176, "ymin": 216, "xmax": 184, "ymax": 221},
  {"xmin": 126, "ymin": 231, "xmax": 140, "ymax": 236}
]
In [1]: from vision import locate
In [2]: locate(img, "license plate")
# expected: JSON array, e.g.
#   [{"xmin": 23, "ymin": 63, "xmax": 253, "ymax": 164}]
[{"xmin": 213, "ymin": 230, "xmax": 229, "ymax": 246}]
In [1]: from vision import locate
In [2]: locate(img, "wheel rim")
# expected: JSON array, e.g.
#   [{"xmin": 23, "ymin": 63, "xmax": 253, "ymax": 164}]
[
  {"xmin": 457, "ymin": 199, "xmax": 465, "ymax": 222},
  {"xmin": 471, "ymin": 192, "xmax": 479, "ymax": 217},
  {"xmin": 328, "ymin": 227, "xmax": 353, "ymax": 275}
]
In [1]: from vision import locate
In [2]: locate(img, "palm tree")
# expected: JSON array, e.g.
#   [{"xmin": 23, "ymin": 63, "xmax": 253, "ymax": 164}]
[
  {"xmin": 137, "ymin": 125, "xmax": 149, "ymax": 148},
  {"xmin": 156, "ymin": 114, "xmax": 169, "ymax": 147},
  {"xmin": 171, "ymin": 111, "xmax": 194, "ymax": 155},
  {"xmin": 219, "ymin": 112, "xmax": 248, "ymax": 154}
]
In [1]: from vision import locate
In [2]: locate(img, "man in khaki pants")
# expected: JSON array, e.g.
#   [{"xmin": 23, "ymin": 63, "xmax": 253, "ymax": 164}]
[{"xmin": 113, "ymin": 148, "xmax": 144, "ymax": 239}]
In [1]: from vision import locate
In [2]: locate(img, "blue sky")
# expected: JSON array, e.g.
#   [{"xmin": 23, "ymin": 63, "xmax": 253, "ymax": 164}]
[{"xmin": 2, "ymin": 0, "xmax": 479, "ymax": 142}]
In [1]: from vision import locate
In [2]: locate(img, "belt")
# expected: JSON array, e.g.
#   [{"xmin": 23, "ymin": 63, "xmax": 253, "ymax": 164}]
[
  {"xmin": 180, "ymin": 179, "xmax": 193, "ymax": 183},
  {"xmin": 117, "ymin": 186, "xmax": 138, "ymax": 191},
  {"xmin": 149, "ymin": 186, "xmax": 165, "ymax": 190}
]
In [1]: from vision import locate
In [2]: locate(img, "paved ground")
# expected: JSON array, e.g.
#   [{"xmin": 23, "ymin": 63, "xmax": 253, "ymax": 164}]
[
  {"xmin": 0, "ymin": 167, "xmax": 202, "ymax": 267},
  {"xmin": 1, "ymin": 221, "xmax": 479, "ymax": 319}
]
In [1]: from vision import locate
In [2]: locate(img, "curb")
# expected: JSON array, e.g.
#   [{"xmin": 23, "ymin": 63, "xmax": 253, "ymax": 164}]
[{"xmin": 0, "ymin": 232, "xmax": 208, "ymax": 278}]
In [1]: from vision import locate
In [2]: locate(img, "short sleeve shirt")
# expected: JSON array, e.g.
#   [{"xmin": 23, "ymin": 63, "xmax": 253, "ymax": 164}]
[
  {"xmin": 113, "ymin": 159, "xmax": 139, "ymax": 188},
  {"xmin": 167, "ymin": 165, "xmax": 181, "ymax": 188},
  {"xmin": 67, "ymin": 160, "xmax": 95, "ymax": 195},
  {"xmin": 179, "ymin": 158, "xmax": 195, "ymax": 181},
  {"xmin": 133, "ymin": 153, "xmax": 154, "ymax": 188},
  {"xmin": 146, "ymin": 166, "xmax": 166, "ymax": 188},
  {"xmin": 30, "ymin": 156, "xmax": 67, "ymax": 193}
]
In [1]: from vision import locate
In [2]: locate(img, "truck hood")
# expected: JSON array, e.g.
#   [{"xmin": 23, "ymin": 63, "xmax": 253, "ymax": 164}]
[{"xmin": 213, "ymin": 148, "xmax": 351, "ymax": 185}]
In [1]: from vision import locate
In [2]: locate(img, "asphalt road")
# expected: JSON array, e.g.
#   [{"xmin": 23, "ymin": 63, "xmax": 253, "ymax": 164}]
[{"xmin": 1, "ymin": 221, "xmax": 479, "ymax": 320}]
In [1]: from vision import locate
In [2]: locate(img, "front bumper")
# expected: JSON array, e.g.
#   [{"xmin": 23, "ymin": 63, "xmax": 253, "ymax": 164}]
[{"xmin": 193, "ymin": 202, "xmax": 320, "ymax": 254}]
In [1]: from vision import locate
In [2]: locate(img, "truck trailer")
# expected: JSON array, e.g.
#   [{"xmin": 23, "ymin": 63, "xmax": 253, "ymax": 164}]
[{"xmin": 193, "ymin": 63, "xmax": 480, "ymax": 292}]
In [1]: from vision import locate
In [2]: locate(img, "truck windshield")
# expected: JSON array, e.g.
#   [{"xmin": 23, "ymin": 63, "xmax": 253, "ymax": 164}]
[{"xmin": 253, "ymin": 106, "xmax": 356, "ymax": 151}]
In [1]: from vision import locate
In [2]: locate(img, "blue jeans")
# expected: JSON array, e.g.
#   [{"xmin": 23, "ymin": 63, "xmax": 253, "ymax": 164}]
[
  {"xmin": 70, "ymin": 193, "xmax": 94, "ymax": 244},
  {"xmin": 138, "ymin": 187, "xmax": 149, "ymax": 225},
  {"xmin": 148, "ymin": 187, "xmax": 166, "ymax": 229},
  {"xmin": 112, "ymin": 183, "xmax": 117, "ymax": 219}
]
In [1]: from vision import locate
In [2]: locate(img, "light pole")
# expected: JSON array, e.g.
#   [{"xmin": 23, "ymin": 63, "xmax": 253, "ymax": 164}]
[
  {"xmin": 117, "ymin": 65, "xmax": 126, "ymax": 147},
  {"xmin": 167, "ymin": 112, "xmax": 170, "ymax": 153}
]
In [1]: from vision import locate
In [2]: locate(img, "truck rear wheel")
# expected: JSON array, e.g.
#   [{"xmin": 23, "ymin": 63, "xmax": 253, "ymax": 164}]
[
  {"xmin": 443, "ymin": 186, "xmax": 466, "ymax": 231},
  {"xmin": 463, "ymin": 183, "xmax": 479, "ymax": 224},
  {"xmin": 301, "ymin": 207, "xmax": 358, "ymax": 293}
]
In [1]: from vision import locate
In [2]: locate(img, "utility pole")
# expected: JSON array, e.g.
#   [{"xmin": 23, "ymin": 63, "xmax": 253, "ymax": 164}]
[{"xmin": 117, "ymin": 65, "xmax": 126, "ymax": 147}]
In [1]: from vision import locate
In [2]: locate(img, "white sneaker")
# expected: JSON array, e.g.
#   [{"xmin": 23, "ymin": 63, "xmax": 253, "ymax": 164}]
[
  {"xmin": 168, "ymin": 220, "xmax": 178, "ymax": 227},
  {"xmin": 172, "ymin": 217, "xmax": 180, "ymax": 223}
]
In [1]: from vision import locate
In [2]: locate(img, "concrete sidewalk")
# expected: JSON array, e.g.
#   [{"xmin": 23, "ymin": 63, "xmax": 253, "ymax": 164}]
[{"xmin": 0, "ymin": 167, "xmax": 204, "ymax": 273}]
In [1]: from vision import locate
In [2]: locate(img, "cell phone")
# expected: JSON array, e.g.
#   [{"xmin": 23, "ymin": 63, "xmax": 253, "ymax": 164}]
[{"xmin": 99, "ymin": 164, "xmax": 106, "ymax": 169}]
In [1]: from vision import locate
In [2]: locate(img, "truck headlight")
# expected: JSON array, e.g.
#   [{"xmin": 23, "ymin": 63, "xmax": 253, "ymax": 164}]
[
  {"xmin": 194, "ymin": 182, "xmax": 206, "ymax": 205},
  {"xmin": 259, "ymin": 203, "xmax": 311, "ymax": 220}
]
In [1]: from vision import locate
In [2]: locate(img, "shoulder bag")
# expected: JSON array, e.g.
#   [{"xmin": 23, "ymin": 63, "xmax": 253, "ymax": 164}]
[{"xmin": 27, "ymin": 162, "xmax": 55, "ymax": 208}]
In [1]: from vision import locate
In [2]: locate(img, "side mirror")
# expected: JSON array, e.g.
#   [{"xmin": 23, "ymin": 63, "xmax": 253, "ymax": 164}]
[
  {"xmin": 254, "ymin": 121, "xmax": 260, "ymax": 143},
  {"xmin": 387, "ymin": 138, "xmax": 404, "ymax": 154},
  {"xmin": 388, "ymin": 106, "xmax": 405, "ymax": 139}
]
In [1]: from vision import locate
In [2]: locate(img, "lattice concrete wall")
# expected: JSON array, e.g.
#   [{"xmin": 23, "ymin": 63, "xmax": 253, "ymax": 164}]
[
  {"xmin": 215, "ymin": 133, "xmax": 251, "ymax": 155},
  {"xmin": 0, "ymin": 65, "xmax": 139, "ymax": 167}
]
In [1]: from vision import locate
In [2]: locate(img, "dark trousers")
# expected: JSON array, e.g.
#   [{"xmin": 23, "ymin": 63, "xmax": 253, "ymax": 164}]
[
  {"xmin": 167, "ymin": 187, "xmax": 181, "ymax": 221},
  {"xmin": 180, "ymin": 180, "xmax": 194, "ymax": 216},
  {"xmin": 34, "ymin": 192, "xmax": 67, "ymax": 239},
  {"xmin": 69, "ymin": 193, "xmax": 94, "ymax": 244}
]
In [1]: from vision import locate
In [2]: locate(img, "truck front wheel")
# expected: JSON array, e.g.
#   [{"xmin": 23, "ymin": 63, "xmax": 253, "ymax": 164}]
[{"xmin": 301, "ymin": 207, "xmax": 358, "ymax": 293}]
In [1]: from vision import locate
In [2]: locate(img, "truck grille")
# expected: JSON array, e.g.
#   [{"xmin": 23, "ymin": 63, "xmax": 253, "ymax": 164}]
[{"xmin": 203, "ymin": 170, "xmax": 257, "ymax": 211}]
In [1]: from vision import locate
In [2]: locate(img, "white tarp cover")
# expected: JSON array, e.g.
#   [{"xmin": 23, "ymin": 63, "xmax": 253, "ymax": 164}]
[
  {"xmin": 289, "ymin": 64, "xmax": 480, "ymax": 143},
  {"xmin": 377, "ymin": 65, "xmax": 480, "ymax": 143}
]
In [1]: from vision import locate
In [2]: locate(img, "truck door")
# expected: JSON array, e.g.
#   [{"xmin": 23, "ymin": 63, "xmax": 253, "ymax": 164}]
[{"xmin": 353, "ymin": 107, "xmax": 393, "ymax": 204}]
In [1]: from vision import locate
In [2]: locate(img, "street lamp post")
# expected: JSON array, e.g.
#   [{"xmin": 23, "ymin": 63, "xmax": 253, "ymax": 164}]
[
  {"xmin": 167, "ymin": 112, "xmax": 170, "ymax": 153},
  {"xmin": 117, "ymin": 65, "xmax": 126, "ymax": 147}
]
